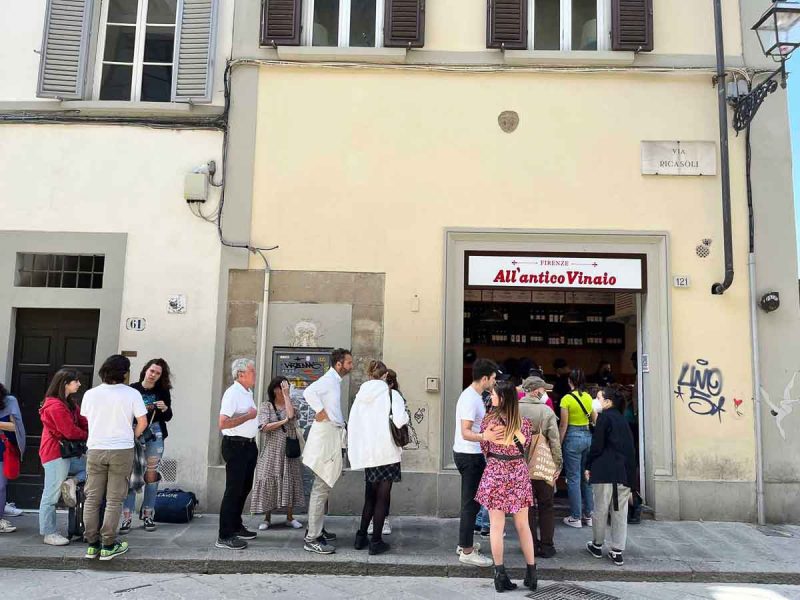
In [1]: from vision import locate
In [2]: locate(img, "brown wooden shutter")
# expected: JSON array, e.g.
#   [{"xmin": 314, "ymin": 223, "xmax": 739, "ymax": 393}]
[
  {"xmin": 611, "ymin": 0, "xmax": 654, "ymax": 52},
  {"xmin": 260, "ymin": 0, "xmax": 302, "ymax": 47},
  {"xmin": 486, "ymin": 0, "xmax": 527, "ymax": 50},
  {"xmin": 384, "ymin": 0, "xmax": 425, "ymax": 48}
]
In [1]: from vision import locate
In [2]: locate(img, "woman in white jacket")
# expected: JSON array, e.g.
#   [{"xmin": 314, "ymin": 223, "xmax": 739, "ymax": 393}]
[{"xmin": 348, "ymin": 360, "xmax": 409, "ymax": 555}]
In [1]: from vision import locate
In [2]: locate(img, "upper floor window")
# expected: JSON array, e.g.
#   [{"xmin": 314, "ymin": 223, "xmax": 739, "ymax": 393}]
[
  {"xmin": 305, "ymin": 0, "xmax": 384, "ymax": 47},
  {"xmin": 37, "ymin": 0, "xmax": 219, "ymax": 103},
  {"xmin": 531, "ymin": 0, "xmax": 609, "ymax": 51},
  {"xmin": 96, "ymin": 0, "xmax": 177, "ymax": 101}
]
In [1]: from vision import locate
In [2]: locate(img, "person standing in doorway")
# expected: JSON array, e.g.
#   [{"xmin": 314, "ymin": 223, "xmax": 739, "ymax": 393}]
[
  {"xmin": 38, "ymin": 369, "xmax": 88, "ymax": 546},
  {"xmin": 0, "ymin": 383, "xmax": 24, "ymax": 534},
  {"xmin": 216, "ymin": 358, "xmax": 259, "ymax": 550},
  {"xmin": 302, "ymin": 348, "xmax": 353, "ymax": 555},
  {"xmin": 121, "ymin": 358, "xmax": 173, "ymax": 534},
  {"xmin": 453, "ymin": 358, "xmax": 505, "ymax": 567},
  {"xmin": 551, "ymin": 359, "xmax": 571, "ymax": 418},
  {"xmin": 585, "ymin": 386, "xmax": 637, "ymax": 566},
  {"xmin": 81, "ymin": 355, "xmax": 148, "ymax": 561},
  {"xmin": 559, "ymin": 368, "xmax": 596, "ymax": 529},
  {"xmin": 518, "ymin": 376, "xmax": 562, "ymax": 558}
]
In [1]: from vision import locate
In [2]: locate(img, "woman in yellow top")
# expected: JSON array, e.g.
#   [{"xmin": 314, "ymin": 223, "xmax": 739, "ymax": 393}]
[{"xmin": 559, "ymin": 369, "xmax": 597, "ymax": 528}]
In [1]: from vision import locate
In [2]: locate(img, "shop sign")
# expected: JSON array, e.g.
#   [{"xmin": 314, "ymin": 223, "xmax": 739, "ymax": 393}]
[
  {"xmin": 466, "ymin": 252, "xmax": 646, "ymax": 292},
  {"xmin": 641, "ymin": 141, "xmax": 717, "ymax": 176}
]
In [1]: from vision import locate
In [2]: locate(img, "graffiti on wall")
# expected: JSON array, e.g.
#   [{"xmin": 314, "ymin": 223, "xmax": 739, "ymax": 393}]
[
  {"xmin": 675, "ymin": 358, "xmax": 727, "ymax": 422},
  {"xmin": 761, "ymin": 371, "xmax": 800, "ymax": 440}
]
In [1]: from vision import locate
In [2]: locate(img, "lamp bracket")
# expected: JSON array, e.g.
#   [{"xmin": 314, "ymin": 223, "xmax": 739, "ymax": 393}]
[{"xmin": 730, "ymin": 66, "xmax": 786, "ymax": 132}]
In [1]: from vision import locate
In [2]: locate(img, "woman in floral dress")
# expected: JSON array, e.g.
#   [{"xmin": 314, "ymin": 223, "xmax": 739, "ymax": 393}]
[
  {"xmin": 251, "ymin": 377, "xmax": 305, "ymax": 529},
  {"xmin": 476, "ymin": 380, "xmax": 537, "ymax": 593}
]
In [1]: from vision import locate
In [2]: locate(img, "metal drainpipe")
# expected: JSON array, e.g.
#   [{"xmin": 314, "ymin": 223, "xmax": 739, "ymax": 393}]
[
  {"xmin": 711, "ymin": 0, "xmax": 735, "ymax": 295},
  {"xmin": 749, "ymin": 252, "xmax": 766, "ymax": 524}
]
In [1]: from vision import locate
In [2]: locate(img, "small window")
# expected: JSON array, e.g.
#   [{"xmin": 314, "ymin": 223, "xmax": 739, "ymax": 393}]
[
  {"xmin": 96, "ymin": 0, "xmax": 178, "ymax": 101},
  {"xmin": 531, "ymin": 0, "xmax": 609, "ymax": 51},
  {"xmin": 15, "ymin": 254, "xmax": 105, "ymax": 289},
  {"xmin": 304, "ymin": 0, "xmax": 384, "ymax": 47}
]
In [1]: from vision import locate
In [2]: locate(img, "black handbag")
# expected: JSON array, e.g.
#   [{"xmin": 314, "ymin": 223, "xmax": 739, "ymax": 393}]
[
  {"xmin": 388, "ymin": 389, "xmax": 410, "ymax": 447},
  {"xmin": 59, "ymin": 439, "xmax": 86, "ymax": 459},
  {"xmin": 285, "ymin": 434, "xmax": 301, "ymax": 459}
]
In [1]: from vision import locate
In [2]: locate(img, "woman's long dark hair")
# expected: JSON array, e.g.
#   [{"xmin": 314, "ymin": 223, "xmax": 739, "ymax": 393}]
[
  {"xmin": 44, "ymin": 369, "xmax": 82, "ymax": 409},
  {"xmin": 568, "ymin": 368, "xmax": 586, "ymax": 392},
  {"xmin": 0, "ymin": 383, "xmax": 7, "ymax": 411},
  {"xmin": 139, "ymin": 358, "xmax": 172, "ymax": 391},
  {"xmin": 386, "ymin": 369, "xmax": 400, "ymax": 393},
  {"xmin": 266, "ymin": 376, "xmax": 288, "ymax": 411}
]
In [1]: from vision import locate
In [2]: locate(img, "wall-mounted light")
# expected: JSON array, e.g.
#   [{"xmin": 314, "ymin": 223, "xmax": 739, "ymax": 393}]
[{"xmin": 760, "ymin": 291, "xmax": 781, "ymax": 312}]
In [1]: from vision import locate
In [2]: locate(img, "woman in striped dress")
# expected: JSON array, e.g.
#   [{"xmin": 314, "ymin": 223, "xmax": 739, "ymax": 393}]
[{"xmin": 251, "ymin": 377, "xmax": 305, "ymax": 529}]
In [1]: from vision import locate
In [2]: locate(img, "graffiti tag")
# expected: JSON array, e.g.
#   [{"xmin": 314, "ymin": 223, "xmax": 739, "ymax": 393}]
[{"xmin": 675, "ymin": 358, "xmax": 726, "ymax": 422}]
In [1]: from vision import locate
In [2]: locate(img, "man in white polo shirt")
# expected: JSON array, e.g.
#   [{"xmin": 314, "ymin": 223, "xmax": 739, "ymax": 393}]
[{"xmin": 216, "ymin": 358, "xmax": 259, "ymax": 550}]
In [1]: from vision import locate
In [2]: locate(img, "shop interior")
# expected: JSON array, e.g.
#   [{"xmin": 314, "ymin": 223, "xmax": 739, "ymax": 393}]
[{"xmin": 462, "ymin": 287, "xmax": 643, "ymax": 506}]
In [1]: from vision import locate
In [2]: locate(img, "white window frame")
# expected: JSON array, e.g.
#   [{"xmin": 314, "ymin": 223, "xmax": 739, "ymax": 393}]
[
  {"xmin": 302, "ymin": 0, "xmax": 385, "ymax": 48},
  {"xmin": 529, "ymin": 0, "xmax": 610, "ymax": 51},
  {"xmin": 93, "ymin": 0, "xmax": 178, "ymax": 101}
]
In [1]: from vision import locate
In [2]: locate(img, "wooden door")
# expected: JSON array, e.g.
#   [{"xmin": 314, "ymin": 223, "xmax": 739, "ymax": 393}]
[{"xmin": 8, "ymin": 309, "xmax": 99, "ymax": 508}]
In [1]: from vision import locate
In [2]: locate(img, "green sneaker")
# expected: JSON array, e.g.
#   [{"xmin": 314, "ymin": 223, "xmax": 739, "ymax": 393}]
[
  {"xmin": 99, "ymin": 541, "xmax": 129, "ymax": 561},
  {"xmin": 85, "ymin": 543, "xmax": 101, "ymax": 559}
]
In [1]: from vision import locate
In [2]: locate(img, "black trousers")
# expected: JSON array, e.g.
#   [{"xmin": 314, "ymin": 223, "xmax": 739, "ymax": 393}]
[
  {"xmin": 453, "ymin": 451, "xmax": 486, "ymax": 549},
  {"xmin": 219, "ymin": 437, "xmax": 258, "ymax": 539}
]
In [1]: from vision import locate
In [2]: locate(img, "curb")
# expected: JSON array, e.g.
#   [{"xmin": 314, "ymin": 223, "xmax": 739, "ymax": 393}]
[{"xmin": 0, "ymin": 554, "xmax": 798, "ymax": 584}]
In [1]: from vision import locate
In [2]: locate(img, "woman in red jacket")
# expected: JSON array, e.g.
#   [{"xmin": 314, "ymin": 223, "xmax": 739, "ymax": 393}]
[{"xmin": 38, "ymin": 369, "xmax": 88, "ymax": 546}]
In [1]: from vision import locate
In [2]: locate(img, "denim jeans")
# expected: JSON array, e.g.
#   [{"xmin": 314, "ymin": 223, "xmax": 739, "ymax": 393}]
[
  {"xmin": 123, "ymin": 423, "xmax": 164, "ymax": 519},
  {"xmin": 39, "ymin": 455, "xmax": 87, "ymax": 535},
  {"xmin": 475, "ymin": 506, "xmax": 490, "ymax": 529},
  {"xmin": 563, "ymin": 427, "xmax": 594, "ymax": 519}
]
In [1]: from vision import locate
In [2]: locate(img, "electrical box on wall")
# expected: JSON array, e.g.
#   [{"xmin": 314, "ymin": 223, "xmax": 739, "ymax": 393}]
[
  {"xmin": 425, "ymin": 377, "xmax": 440, "ymax": 392},
  {"xmin": 184, "ymin": 173, "xmax": 208, "ymax": 203}
]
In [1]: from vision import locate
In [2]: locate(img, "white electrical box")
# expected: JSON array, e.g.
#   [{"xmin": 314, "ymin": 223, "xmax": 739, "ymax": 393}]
[
  {"xmin": 425, "ymin": 377, "xmax": 440, "ymax": 392},
  {"xmin": 184, "ymin": 173, "xmax": 208, "ymax": 202}
]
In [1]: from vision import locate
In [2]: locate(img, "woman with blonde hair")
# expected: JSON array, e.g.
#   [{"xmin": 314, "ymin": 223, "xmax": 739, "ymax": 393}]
[
  {"xmin": 476, "ymin": 380, "xmax": 537, "ymax": 592},
  {"xmin": 347, "ymin": 360, "xmax": 409, "ymax": 555}
]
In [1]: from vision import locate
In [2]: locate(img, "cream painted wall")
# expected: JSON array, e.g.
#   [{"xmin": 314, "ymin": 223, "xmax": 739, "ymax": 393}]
[
  {"xmin": 0, "ymin": 125, "xmax": 224, "ymax": 493},
  {"xmin": 423, "ymin": 0, "xmax": 742, "ymax": 56},
  {"xmin": 0, "ymin": 0, "xmax": 233, "ymax": 104},
  {"xmin": 250, "ymin": 66, "xmax": 755, "ymax": 481}
]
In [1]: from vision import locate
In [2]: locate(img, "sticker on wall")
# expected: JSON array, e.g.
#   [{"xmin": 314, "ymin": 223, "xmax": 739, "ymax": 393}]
[
  {"xmin": 125, "ymin": 317, "xmax": 146, "ymax": 331},
  {"xmin": 286, "ymin": 319, "xmax": 324, "ymax": 347},
  {"xmin": 498, "ymin": 110, "xmax": 519, "ymax": 133},
  {"xmin": 167, "ymin": 294, "xmax": 187, "ymax": 314}
]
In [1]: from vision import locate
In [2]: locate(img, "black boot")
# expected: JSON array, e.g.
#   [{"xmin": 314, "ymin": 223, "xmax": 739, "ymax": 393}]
[
  {"xmin": 523, "ymin": 563, "xmax": 537, "ymax": 591},
  {"xmin": 354, "ymin": 530, "xmax": 369, "ymax": 550},
  {"xmin": 493, "ymin": 565, "xmax": 517, "ymax": 592}
]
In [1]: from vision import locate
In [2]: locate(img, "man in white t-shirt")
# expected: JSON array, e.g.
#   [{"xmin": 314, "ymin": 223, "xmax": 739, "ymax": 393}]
[
  {"xmin": 81, "ymin": 355, "xmax": 148, "ymax": 561},
  {"xmin": 215, "ymin": 358, "xmax": 259, "ymax": 550},
  {"xmin": 453, "ymin": 358, "xmax": 505, "ymax": 567}
]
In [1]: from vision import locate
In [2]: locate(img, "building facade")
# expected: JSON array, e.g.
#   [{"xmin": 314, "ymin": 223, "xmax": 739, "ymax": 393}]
[
  {"xmin": 216, "ymin": 0, "xmax": 800, "ymax": 522},
  {"xmin": 0, "ymin": 0, "xmax": 235, "ymax": 508}
]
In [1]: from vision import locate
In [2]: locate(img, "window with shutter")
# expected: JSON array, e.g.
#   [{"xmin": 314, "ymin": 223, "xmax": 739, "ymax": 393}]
[
  {"xmin": 384, "ymin": 0, "xmax": 424, "ymax": 48},
  {"xmin": 172, "ymin": 0, "xmax": 218, "ymax": 102},
  {"xmin": 487, "ymin": 0, "xmax": 527, "ymax": 50},
  {"xmin": 489, "ymin": 0, "xmax": 616, "ymax": 52},
  {"xmin": 261, "ymin": 0, "xmax": 302, "ymax": 46},
  {"xmin": 37, "ymin": 0, "xmax": 94, "ymax": 99},
  {"xmin": 611, "ymin": 0, "xmax": 653, "ymax": 52}
]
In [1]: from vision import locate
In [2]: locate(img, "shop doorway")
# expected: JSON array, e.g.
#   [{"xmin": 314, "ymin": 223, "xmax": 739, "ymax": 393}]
[{"xmin": 459, "ymin": 251, "xmax": 648, "ymax": 510}]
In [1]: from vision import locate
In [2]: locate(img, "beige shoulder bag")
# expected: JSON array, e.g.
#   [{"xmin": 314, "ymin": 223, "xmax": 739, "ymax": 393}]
[{"xmin": 526, "ymin": 414, "xmax": 558, "ymax": 486}]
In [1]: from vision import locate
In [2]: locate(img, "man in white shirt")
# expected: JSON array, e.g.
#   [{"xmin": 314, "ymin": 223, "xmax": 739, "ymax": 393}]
[
  {"xmin": 301, "ymin": 348, "xmax": 353, "ymax": 554},
  {"xmin": 453, "ymin": 358, "xmax": 505, "ymax": 567},
  {"xmin": 81, "ymin": 355, "xmax": 148, "ymax": 562},
  {"xmin": 216, "ymin": 358, "xmax": 259, "ymax": 550}
]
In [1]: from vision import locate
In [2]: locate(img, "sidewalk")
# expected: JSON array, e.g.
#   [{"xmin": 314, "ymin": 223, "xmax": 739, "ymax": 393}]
[{"xmin": 0, "ymin": 512, "xmax": 798, "ymax": 583}]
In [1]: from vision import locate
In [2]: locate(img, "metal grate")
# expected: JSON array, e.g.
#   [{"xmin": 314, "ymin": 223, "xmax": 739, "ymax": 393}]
[
  {"xmin": 159, "ymin": 458, "xmax": 178, "ymax": 482},
  {"xmin": 15, "ymin": 253, "xmax": 104, "ymax": 288},
  {"xmin": 527, "ymin": 583, "xmax": 620, "ymax": 600}
]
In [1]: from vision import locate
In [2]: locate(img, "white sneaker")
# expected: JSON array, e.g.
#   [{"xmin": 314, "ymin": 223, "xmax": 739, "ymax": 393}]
[
  {"xmin": 44, "ymin": 533, "xmax": 70, "ymax": 546},
  {"xmin": 563, "ymin": 516, "xmax": 583, "ymax": 528},
  {"xmin": 368, "ymin": 519, "xmax": 392, "ymax": 535},
  {"xmin": 456, "ymin": 541, "xmax": 481, "ymax": 555},
  {"xmin": 0, "ymin": 519, "xmax": 17, "ymax": 533},
  {"xmin": 285, "ymin": 519, "xmax": 303, "ymax": 529},
  {"xmin": 4, "ymin": 503, "xmax": 22, "ymax": 517},
  {"xmin": 458, "ymin": 548, "xmax": 493, "ymax": 567},
  {"xmin": 258, "ymin": 522, "xmax": 270, "ymax": 531},
  {"xmin": 582, "ymin": 515, "xmax": 593, "ymax": 527},
  {"xmin": 61, "ymin": 478, "xmax": 78, "ymax": 508}
]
